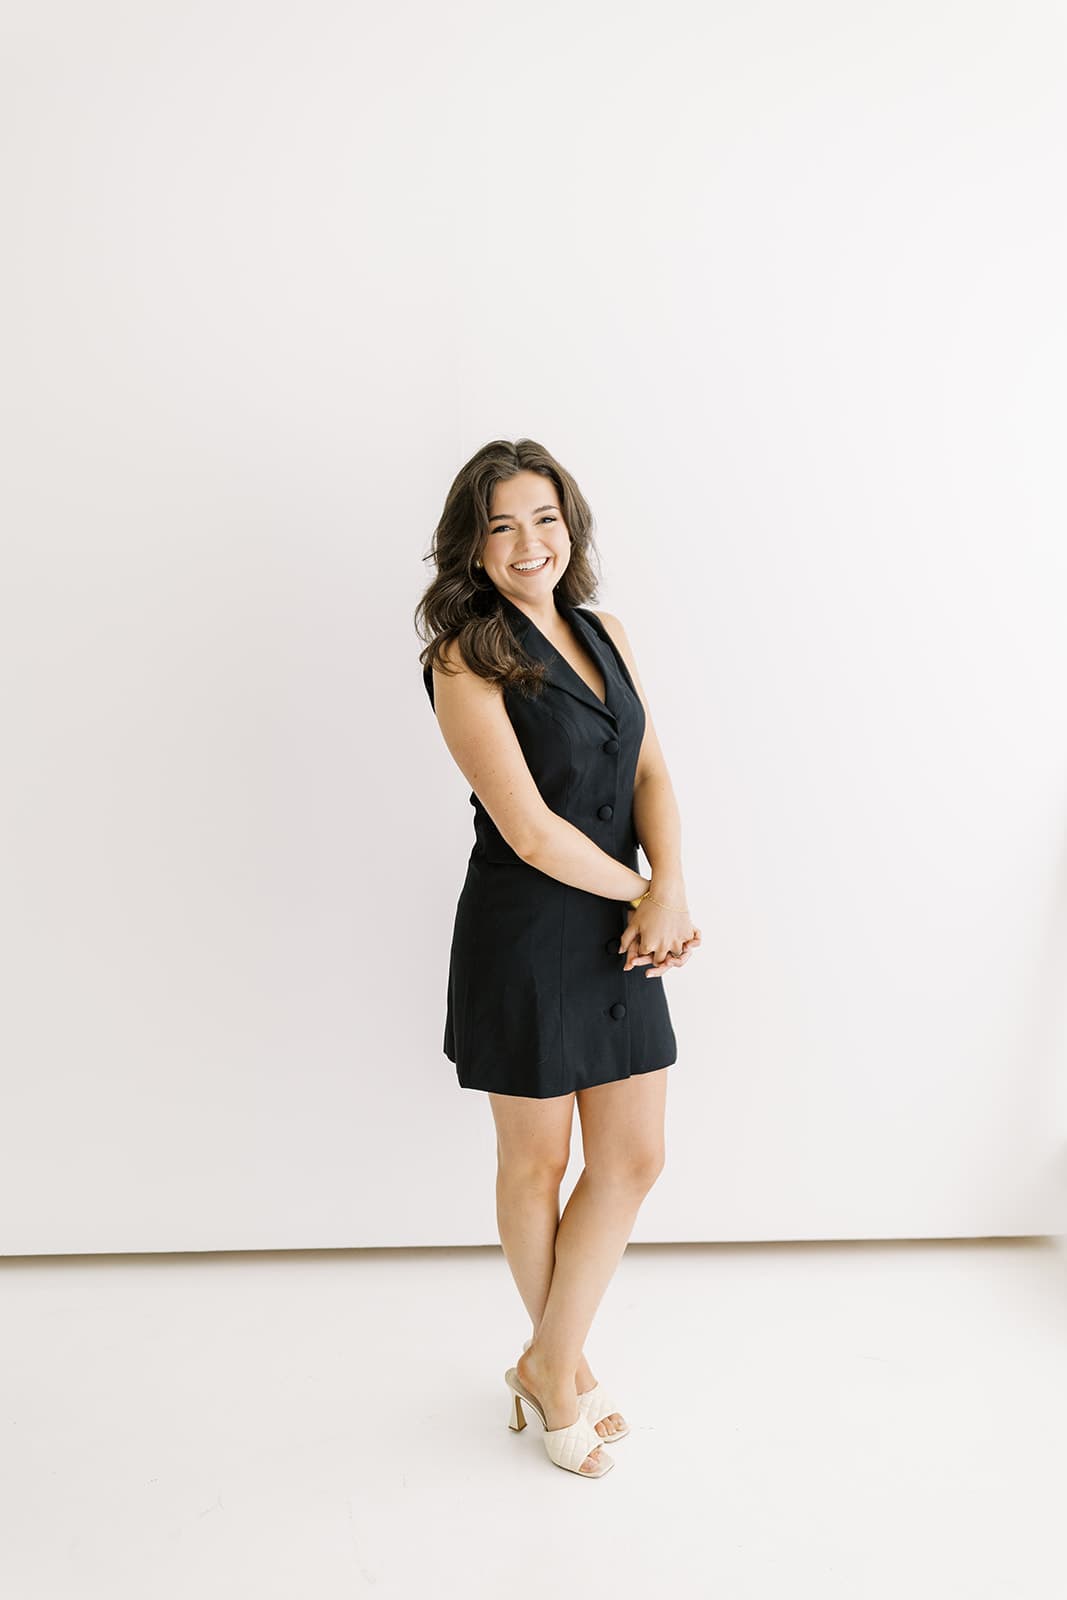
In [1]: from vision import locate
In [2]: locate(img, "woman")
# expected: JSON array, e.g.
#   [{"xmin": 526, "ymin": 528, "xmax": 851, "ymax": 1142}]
[{"xmin": 417, "ymin": 438, "xmax": 700, "ymax": 1479}]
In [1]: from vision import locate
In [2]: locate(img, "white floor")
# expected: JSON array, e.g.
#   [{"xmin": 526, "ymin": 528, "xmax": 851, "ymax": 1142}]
[{"xmin": 3, "ymin": 1237, "xmax": 1066, "ymax": 1599}]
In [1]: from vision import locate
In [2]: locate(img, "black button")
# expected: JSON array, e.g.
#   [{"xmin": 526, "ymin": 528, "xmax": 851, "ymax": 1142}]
[
  {"xmin": 597, "ymin": 804, "xmax": 613, "ymax": 820},
  {"xmin": 602, "ymin": 737, "xmax": 619, "ymax": 753},
  {"xmin": 609, "ymin": 1001, "xmax": 627, "ymax": 1020}
]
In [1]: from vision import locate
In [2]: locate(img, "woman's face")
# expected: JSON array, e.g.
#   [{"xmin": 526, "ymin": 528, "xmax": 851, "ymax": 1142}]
[{"xmin": 482, "ymin": 471, "xmax": 571, "ymax": 601}]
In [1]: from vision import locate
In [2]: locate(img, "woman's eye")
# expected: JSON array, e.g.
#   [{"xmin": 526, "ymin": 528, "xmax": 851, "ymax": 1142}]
[{"xmin": 491, "ymin": 515, "xmax": 557, "ymax": 531}]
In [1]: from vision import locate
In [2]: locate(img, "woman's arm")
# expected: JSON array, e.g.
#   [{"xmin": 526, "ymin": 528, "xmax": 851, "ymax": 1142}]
[
  {"xmin": 522, "ymin": 814, "xmax": 649, "ymax": 902},
  {"xmin": 430, "ymin": 645, "xmax": 649, "ymax": 903},
  {"xmin": 593, "ymin": 610, "xmax": 688, "ymax": 901},
  {"xmin": 631, "ymin": 774, "xmax": 686, "ymax": 899},
  {"xmin": 592, "ymin": 609, "xmax": 698, "ymax": 975}
]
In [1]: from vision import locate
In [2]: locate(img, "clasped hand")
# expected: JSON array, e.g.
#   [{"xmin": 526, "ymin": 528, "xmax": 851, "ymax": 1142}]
[{"xmin": 618, "ymin": 896, "xmax": 701, "ymax": 979}]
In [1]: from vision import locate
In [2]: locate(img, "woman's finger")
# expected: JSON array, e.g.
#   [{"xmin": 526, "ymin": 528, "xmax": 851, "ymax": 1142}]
[
  {"xmin": 622, "ymin": 950, "xmax": 656, "ymax": 971},
  {"xmin": 624, "ymin": 934, "xmax": 700, "ymax": 973}
]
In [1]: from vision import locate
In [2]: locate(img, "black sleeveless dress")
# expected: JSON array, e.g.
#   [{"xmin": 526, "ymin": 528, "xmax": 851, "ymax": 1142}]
[{"xmin": 423, "ymin": 592, "xmax": 677, "ymax": 1098}]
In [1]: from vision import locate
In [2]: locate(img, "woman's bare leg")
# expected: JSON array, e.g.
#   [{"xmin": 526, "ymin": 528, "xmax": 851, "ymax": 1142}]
[
  {"xmin": 520, "ymin": 1067, "xmax": 667, "ymax": 1443},
  {"xmin": 490, "ymin": 1087, "xmax": 610, "ymax": 1472},
  {"xmin": 492, "ymin": 1068, "xmax": 668, "ymax": 1471},
  {"xmin": 488, "ymin": 1088, "xmax": 576, "ymax": 1336}
]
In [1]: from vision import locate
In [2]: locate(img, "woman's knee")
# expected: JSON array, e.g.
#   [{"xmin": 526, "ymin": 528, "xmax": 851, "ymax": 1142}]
[
  {"xmin": 586, "ymin": 1145, "xmax": 666, "ymax": 1190},
  {"xmin": 496, "ymin": 1148, "xmax": 571, "ymax": 1190}
]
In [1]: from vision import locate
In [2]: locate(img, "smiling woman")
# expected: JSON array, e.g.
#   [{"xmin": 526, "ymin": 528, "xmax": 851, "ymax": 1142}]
[
  {"xmin": 421, "ymin": 588, "xmax": 671, "ymax": 1089},
  {"xmin": 415, "ymin": 436, "xmax": 698, "ymax": 1480},
  {"xmin": 416, "ymin": 437, "xmax": 696, "ymax": 1097}
]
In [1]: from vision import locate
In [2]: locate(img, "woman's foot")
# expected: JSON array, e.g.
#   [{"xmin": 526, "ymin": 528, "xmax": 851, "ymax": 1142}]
[
  {"xmin": 516, "ymin": 1346, "xmax": 606, "ymax": 1475},
  {"xmin": 575, "ymin": 1354, "xmax": 627, "ymax": 1441}
]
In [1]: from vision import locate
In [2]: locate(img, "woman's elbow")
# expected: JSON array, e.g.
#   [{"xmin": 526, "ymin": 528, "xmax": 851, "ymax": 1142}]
[{"xmin": 513, "ymin": 810, "xmax": 552, "ymax": 865}]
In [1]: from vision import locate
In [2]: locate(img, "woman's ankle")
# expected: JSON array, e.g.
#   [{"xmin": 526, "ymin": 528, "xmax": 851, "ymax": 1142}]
[{"xmin": 522, "ymin": 1340, "xmax": 586, "ymax": 1389}]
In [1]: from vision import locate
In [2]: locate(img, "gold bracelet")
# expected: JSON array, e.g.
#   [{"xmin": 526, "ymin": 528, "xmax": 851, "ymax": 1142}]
[{"xmin": 629, "ymin": 888, "xmax": 687, "ymax": 913}]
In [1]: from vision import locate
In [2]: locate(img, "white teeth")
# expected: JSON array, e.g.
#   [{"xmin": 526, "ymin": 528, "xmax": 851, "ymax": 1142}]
[{"xmin": 512, "ymin": 557, "xmax": 549, "ymax": 571}]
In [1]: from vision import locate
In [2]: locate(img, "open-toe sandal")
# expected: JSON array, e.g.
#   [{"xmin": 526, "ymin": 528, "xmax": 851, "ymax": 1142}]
[
  {"xmin": 504, "ymin": 1366, "xmax": 615, "ymax": 1477},
  {"xmin": 521, "ymin": 1337, "xmax": 631, "ymax": 1443}
]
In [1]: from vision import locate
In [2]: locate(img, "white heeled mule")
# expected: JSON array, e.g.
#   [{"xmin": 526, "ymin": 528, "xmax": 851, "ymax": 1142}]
[
  {"xmin": 504, "ymin": 1367, "xmax": 615, "ymax": 1477},
  {"xmin": 521, "ymin": 1337, "xmax": 631, "ymax": 1442}
]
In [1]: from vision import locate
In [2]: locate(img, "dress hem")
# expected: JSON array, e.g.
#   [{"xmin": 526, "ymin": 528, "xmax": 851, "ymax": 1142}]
[{"xmin": 450, "ymin": 1056, "xmax": 677, "ymax": 1099}]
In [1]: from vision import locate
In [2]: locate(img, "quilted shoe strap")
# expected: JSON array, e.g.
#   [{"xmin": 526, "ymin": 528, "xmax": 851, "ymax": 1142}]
[
  {"xmin": 577, "ymin": 1380, "xmax": 617, "ymax": 1420},
  {"xmin": 541, "ymin": 1410, "xmax": 607, "ymax": 1473}
]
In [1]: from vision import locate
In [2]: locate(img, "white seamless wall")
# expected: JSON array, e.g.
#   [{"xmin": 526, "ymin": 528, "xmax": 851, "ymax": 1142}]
[{"xmin": 1, "ymin": 0, "xmax": 1065, "ymax": 1253}]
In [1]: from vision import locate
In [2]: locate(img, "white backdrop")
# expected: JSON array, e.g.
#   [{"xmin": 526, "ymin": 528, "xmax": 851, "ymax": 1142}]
[{"xmin": 2, "ymin": 1, "xmax": 1065, "ymax": 1255}]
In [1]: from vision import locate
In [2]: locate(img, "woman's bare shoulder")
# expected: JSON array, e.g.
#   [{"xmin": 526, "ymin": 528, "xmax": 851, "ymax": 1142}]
[
  {"xmin": 587, "ymin": 609, "xmax": 633, "ymax": 663},
  {"xmin": 424, "ymin": 635, "xmax": 496, "ymax": 718},
  {"xmin": 429, "ymin": 635, "xmax": 498, "ymax": 689}
]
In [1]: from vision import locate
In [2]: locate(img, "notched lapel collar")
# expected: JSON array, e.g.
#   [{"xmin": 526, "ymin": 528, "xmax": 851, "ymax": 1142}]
[{"xmin": 498, "ymin": 592, "xmax": 617, "ymax": 724}]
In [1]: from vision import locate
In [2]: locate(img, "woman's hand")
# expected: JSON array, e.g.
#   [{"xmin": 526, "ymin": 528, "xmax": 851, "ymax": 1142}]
[{"xmin": 618, "ymin": 894, "xmax": 701, "ymax": 979}]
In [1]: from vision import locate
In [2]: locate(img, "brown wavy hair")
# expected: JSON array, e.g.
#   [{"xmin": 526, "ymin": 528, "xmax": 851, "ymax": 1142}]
[{"xmin": 415, "ymin": 438, "xmax": 604, "ymax": 699}]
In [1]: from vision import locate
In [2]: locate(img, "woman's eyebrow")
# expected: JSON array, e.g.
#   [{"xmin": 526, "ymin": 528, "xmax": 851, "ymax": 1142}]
[{"xmin": 489, "ymin": 505, "xmax": 558, "ymax": 523}]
